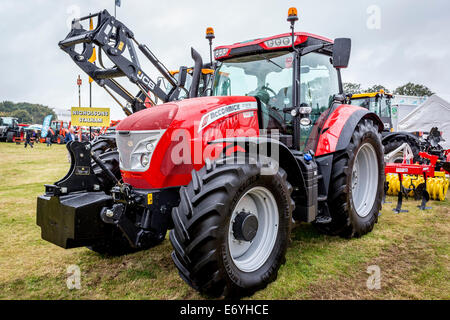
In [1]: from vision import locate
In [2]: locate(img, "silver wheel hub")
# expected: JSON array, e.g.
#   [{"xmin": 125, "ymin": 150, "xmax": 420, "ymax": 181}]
[
  {"xmin": 228, "ymin": 186, "xmax": 279, "ymax": 273},
  {"xmin": 351, "ymin": 143, "xmax": 379, "ymax": 218}
]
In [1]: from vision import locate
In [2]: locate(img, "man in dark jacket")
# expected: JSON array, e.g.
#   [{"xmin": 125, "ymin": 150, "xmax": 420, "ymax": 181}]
[{"xmin": 24, "ymin": 130, "xmax": 33, "ymax": 148}]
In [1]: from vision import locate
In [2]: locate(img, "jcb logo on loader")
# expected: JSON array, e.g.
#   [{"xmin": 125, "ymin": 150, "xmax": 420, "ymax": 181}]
[{"xmin": 137, "ymin": 71, "xmax": 155, "ymax": 90}]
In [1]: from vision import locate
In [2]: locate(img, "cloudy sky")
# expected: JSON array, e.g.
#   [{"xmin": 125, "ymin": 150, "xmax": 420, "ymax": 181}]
[{"xmin": 0, "ymin": 0, "xmax": 449, "ymax": 120}]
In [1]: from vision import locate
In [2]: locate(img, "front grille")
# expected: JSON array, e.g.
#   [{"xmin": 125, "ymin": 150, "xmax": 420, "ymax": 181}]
[{"xmin": 116, "ymin": 130, "xmax": 165, "ymax": 172}]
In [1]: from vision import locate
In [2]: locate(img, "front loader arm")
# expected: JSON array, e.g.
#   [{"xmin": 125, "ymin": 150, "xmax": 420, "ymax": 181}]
[{"xmin": 59, "ymin": 10, "xmax": 178, "ymax": 113}]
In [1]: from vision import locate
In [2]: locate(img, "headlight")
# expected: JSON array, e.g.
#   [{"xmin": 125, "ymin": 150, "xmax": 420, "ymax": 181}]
[
  {"xmin": 140, "ymin": 153, "xmax": 150, "ymax": 167},
  {"xmin": 300, "ymin": 117, "xmax": 312, "ymax": 126},
  {"xmin": 214, "ymin": 48, "xmax": 230, "ymax": 59},
  {"xmin": 116, "ymin": 130, "xmax": 166, "ymax": 172},
  {"xmin": 264, "ymin": 36, "xmax": 292, "ymax": 49},
  {"xmin": 146, "ymin": 142, "xmax": 155, "ymax": 152}
]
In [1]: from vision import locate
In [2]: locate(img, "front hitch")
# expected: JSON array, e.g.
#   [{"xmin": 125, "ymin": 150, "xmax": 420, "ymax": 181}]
[
  {"xmin": 45, "ymin": 141, "xmax": 101, "ymax": 196},
  {"xmin": 37, "ymin": 141, "xmax": 114, "ymax": 248}
]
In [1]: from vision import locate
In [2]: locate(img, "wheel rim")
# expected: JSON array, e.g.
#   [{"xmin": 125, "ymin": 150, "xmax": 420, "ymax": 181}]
[
  {"xmin": 228, "ymin": 186, "xmax": 279, "ymax": 273},
  {"xmin": 351, "ymin": 143, "xmax": 379, "ymax": 218}
]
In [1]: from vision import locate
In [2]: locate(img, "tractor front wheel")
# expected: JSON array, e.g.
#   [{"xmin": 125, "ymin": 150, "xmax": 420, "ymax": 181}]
[
  {"xmin": 170, "ymin": 158, "xmax": 294, "ymax": 298},
  {"xmin": 314, "ymin": 119, "xmax": 384, "ymax": 238}
]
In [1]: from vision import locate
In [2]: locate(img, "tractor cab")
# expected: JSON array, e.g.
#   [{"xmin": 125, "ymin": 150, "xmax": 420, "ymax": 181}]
[
  {"xmin": 0, "ymin": 117, "xmax": 19, "ymax": 128},
  {"xmin": 212, "ymin": 31, "xmax": 345, "ymax": 152},
  {"xmin": 349, "ymin": 91, "xmax": 393, "ymax": 132}
]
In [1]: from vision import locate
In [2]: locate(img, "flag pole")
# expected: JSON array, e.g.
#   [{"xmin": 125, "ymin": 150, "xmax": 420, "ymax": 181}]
[
  {"xmin": 114, "ymin": 0, "xmax": 121, "ymax": 18},
  {"xmin": 88, "ymin": 16, "xmax": 96, "ymax": 141}
]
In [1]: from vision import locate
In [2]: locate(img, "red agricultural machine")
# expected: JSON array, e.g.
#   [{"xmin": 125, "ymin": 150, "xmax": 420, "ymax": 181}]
[{"xmin": 37, "ymin": 8, "xmax": 386, "ymax": 298}]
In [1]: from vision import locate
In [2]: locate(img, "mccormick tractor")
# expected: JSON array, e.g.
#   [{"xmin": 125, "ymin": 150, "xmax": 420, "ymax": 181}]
[
  {"xmin": 37, "ymin": 8, "xmax": 385, "ymax": 298},
  {"xmin": 0, "ymin": 117, "xmax": 20, "ymax": 142}
]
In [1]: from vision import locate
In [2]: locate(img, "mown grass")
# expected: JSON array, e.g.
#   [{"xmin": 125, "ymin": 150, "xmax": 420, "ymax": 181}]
[{"xmin": 0, "ymin": 142, "xmax": 448, "ymax": 300}]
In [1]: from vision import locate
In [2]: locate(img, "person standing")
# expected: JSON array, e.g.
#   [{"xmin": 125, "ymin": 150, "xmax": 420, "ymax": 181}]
[
  {"xmin": 46, "ymin": 128, "xmax": 55, "ymax": 147},
  {"xmin": 24, "ymin": 130, "xmax": 33, "ymax": 149},
  {"xmin": 64, "ymin": 128, "xmax": 77, "ymax": 143}
]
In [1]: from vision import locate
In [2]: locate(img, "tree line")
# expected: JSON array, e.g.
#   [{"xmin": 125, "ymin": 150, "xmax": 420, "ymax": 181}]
[
  {"xmin": 0, "ymin": 101, "xmax": 57, "ymax": 124},
  {"xmin": 343, "ymin": 82, "xmax": 434, "ymax": 96}
]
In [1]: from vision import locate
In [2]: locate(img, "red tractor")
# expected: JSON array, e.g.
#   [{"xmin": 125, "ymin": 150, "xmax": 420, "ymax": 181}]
[{"xmin": 37, "ymin": 8, "xmax": 385, "ymax": 298}]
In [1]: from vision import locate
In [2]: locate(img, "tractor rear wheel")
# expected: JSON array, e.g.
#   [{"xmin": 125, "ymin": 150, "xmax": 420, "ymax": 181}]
[
  {"xmin": 384, "ymin": 137, "xmax": 420, "ymax": 163},
  {"xmin": 170, "ymin": 157, "xmax": 294, "ymax": 298},
  {"xmin": 314, "ymin": 119, "xmax": 384, "ymax": 238}
]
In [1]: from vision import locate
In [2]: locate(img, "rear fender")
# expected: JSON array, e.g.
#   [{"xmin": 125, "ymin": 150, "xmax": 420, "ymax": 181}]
[{"xmin": 315, "ymin": 105, "xmax": 383, "ymax": 157}]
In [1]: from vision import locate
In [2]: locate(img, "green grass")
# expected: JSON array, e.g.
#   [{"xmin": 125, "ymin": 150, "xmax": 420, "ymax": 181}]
[{"xmin": 0, "ymin": 142, "xmax": 448, "ymax": 300}]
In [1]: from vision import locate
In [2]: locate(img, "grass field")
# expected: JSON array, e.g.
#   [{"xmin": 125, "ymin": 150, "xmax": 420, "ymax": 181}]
[{"xmin": 0, "ymin": 142, "xmax": 449, "ymax": 300}]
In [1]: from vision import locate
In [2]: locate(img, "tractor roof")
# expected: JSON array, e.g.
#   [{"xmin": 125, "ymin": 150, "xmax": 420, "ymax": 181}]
[
  {"xmin": 351, "ymin": 91, "xmax": 393, "ymax": 99},
  {"xmin": 214, "ymin": 32, "xmax": 333, "ymax": 60}
]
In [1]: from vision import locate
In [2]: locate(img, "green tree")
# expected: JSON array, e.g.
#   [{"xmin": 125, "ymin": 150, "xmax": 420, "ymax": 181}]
[
  {"xmin": 0, "ymin": 101, "xmax": 57, "ymax": 123},
  {"xmin": 11, "ymin": 109, "xmax": 32, "ymax": 123},
  {"xmin": 393, "ymin": 82, "xmax": 434, "ymax": 96},
  {"xmin": 343, "ymin": 82, "xmax": 362, "ymax": 94},
  {"xmin": 365, "ymin": 84, "xmax": 391, "ymax": 93}
]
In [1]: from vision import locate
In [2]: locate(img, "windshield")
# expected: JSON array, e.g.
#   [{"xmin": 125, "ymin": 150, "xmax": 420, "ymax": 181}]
[
  {"xmin": 380, "ymin": 96, "xmax": 392, "ymax": 117},
  {"xmin": 1, "ymin": 117, "xmax": 14, "ymax": 126},
  {"xmin": 350, "ymin": 96, "xmax": 392, "ymax": 118},
  {"xmin": 213, "ymin": 51, "xmax": 293, "ymax": 106},
  {"xmin": 213, "ymin": 51, "xmax": 294, "ymax": 135},
  {"xmin": 351, "ymin": 97, "xmax": 377, "ymax": 112}
]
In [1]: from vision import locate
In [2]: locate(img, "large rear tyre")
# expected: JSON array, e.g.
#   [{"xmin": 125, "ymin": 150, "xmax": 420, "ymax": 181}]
[
  {"xmin": 170, "ymin": 158, "xmax": 294, "ymax": 298},
  {"xmin": 314, "ymin": 119, "xmax": 384, "ymax": 238},
  {"xmin": 384, "ymin": 137, "xmax": 420, "ymax": 163}
]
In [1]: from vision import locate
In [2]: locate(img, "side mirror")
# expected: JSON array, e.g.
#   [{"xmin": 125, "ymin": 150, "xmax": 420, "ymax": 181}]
[{"xmin": 333, "ymin": 38, "xmax": 351, "ymax": 68}]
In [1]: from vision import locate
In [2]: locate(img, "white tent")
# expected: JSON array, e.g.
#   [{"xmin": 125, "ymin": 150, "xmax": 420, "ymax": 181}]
[
  {"xmin": 392, "ymin": 95, "xmax": 428, "ymax": 122},
  {"xmin": 398, "ymin": 94, "xmax": 450, "ymax": 149}
]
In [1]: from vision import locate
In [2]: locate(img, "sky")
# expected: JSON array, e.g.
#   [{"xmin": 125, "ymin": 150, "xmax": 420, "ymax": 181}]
[{"xmin": 0, "ymin": 0, "xmax": 449, "ymax": 120}]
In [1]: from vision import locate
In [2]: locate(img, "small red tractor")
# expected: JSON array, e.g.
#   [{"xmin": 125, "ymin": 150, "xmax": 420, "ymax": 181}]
[{"xmin": 37, "ymin": 8, "xmax": 385, "ymax": 298}]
